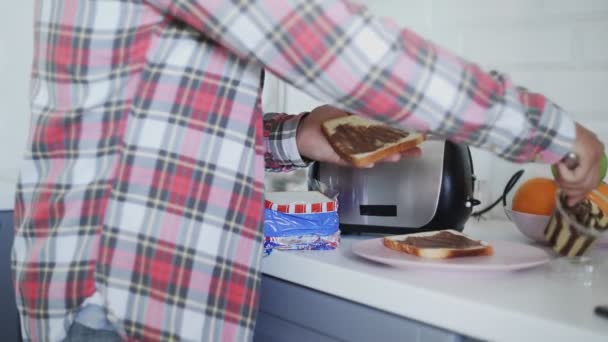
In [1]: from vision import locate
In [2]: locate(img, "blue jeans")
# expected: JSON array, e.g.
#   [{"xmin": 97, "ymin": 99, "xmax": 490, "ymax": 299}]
[{"xmin": 64, "ymin": 322, "xmax": 122, "ymax": 342}]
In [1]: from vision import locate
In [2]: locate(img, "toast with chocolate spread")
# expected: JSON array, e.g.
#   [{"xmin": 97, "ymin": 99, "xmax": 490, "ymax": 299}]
[
  {"xmin": 383, "ymin": 230, "xmax": 493, "ymax": 259},
  {"xmin": 321, "ymin": 115, "xmax": 425, "ymax": 167}
]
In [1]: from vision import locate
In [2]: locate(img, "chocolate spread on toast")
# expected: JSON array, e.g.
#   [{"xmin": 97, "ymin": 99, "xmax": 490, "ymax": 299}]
[
  {"xmin": 331, "ymin": 124, "xmax": 410, "ymax": 154},
  {"xmin": 402, "ymin": 231, "xmax": 483, "ymax": 249}
]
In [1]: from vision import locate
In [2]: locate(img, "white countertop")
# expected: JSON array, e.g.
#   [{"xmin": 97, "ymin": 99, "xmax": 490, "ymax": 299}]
[{"xmin": 261, "ymin": 219, "xmax": 608, "ymax": 342}]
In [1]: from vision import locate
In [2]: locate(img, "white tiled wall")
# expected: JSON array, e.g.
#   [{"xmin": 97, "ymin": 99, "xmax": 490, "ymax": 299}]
[
  {"xmin": 0, "ymin": 1, "xmax": 33, "ymax": 209},
  {"xmin": 266, "ymin": 0, "xmax": 608, "ymax": 218}
]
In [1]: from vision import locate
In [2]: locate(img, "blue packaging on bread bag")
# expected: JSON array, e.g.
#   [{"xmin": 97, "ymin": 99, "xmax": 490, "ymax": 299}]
[{"xmin": 263, "ymin": 189, "xmax": 340, "ymax": 255}]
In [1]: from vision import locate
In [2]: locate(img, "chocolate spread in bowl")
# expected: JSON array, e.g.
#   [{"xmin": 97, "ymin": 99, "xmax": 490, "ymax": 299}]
[
  {"xmin": 332, "ymin": 124, "xmax": 410, "ymax": 154},
  {"xmin": 560, "ymin": 196, "xmax": 608, "ymax": 232},
  {"xmin": 402, "ymin": 231, "xmax": 483, "ymax": 249},
  {"xmin": 544, "ymin": 194, "xmax": 608, "ymax": 257}
]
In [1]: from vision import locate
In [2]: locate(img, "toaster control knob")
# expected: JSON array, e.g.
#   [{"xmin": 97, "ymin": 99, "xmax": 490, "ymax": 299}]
[{"xmin": 465, "ymin": 198, "xmax": 481, "ymax": 208}]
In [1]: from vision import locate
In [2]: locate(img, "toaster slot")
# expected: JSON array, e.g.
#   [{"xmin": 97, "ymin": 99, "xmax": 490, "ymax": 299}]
[{"xmin": 359, "ymin": 205, "xmax": 397, "ymax": 217}]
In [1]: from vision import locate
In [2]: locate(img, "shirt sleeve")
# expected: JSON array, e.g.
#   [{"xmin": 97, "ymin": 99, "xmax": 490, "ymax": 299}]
[
  {"xmin": 145, "ymin": 0, "xmax": 575, "ymax": 164},
  {"xmin": 263, "ymin": 112, "xmax": 312, "ymax": 172}
]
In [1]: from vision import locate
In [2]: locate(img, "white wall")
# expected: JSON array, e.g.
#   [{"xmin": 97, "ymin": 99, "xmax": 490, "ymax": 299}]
[
  {"xmin": 0, "ymin": 1, "xmax": 33, "ymax": 209},
  {"xmin": 270, "ymin": 0, "xmax": 608, "ymax": 218}
]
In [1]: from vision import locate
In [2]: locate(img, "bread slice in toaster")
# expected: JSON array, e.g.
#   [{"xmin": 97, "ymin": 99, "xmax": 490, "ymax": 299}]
[
  {"xmin": 321, "ymin": 115, "xmax": 425, "ymax": 167},
  {"xmin": 383, "ymin": 230, "xmax": 494, "ymax": 259}
]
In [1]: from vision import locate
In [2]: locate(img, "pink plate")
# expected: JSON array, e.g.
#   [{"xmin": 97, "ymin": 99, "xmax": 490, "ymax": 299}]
[{"xmin": 352, "ymin": 238, "xmax": 551, "ymax": 272}]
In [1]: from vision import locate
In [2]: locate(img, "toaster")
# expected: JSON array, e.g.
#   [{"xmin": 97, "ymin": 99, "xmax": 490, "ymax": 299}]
[{"xmin": 313, "ymin": 139, "xmax": 479, "ymax": 235}]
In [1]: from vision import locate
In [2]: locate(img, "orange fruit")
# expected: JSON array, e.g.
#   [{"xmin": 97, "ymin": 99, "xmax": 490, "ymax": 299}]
[
  {"xmin": 596, "ymin": 182, "xmax": 608, "ymax": 197},
  {"xmin": 512, "ymin": 177, "xmax": 558, "ymax": 216},
  {"xmin": 588, "ymin": 182, "xmax": 608, "ymax": 214}
]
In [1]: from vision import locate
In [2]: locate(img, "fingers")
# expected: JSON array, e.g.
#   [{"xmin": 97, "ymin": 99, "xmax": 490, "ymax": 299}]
[
  {"xmin": 551, "ymin": 123, "xmax": 606, "ymax": 206},
  {"xmin": 555, "ymin": 157, "xmax": 601, "ymax": 206},
  {"xmin": 310, "ymin": 105, "xmax": 350, "ymax": 121},
  {"xmin": 556, "ymin": 124, "xmax": 604, "ymax": 205},
  {"xmin": 332, "ymin": 155, "xmax": 352, "ymax": 167},
  {"xmin": 401, "ymin": 148, "xmax": 422, "ymax": 158},
  {"xmin": 383, "ymin": 154, "xmax": 401, "ymax": 162},
  {"xmin": 555, "ymin": 163, "xmax": 583, "ymax": 189}
]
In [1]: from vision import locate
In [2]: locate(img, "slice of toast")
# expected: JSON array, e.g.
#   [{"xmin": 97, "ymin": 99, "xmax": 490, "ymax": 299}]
[
  {"xmin": 321, "ymin": 115, "xmax": 425, "ymax": 167},
  {"xmin": 383, "ymin": 230, "xmax": 493, "ymax": 259}
]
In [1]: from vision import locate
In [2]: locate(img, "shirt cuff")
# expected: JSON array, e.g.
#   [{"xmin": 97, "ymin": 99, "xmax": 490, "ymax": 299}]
[
  {"xmin": 264, "ymin": 112, "xmax": 312, "ymax": 171},
  {"xmin": 282, "ymin": 112, "xmax": 310, "ymax": 166},
  {"xmin": 534, "ymin": 103, "xmax": 576, "ymax": 164}
]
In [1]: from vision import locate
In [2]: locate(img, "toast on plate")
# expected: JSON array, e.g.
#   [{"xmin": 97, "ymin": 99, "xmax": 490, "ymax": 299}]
[
  {"xmin": 383, "ymin": 230, "xmax": 494, "ymax": 259},
  {"xmin": 321, "ymin": 115, "xmax": 425, "ymax": 167}
]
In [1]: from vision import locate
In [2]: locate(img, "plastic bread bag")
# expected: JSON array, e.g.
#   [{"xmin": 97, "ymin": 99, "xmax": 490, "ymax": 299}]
[{"xmin": 263, "ymin": 180, "xmax": 339, "ymax": 255}]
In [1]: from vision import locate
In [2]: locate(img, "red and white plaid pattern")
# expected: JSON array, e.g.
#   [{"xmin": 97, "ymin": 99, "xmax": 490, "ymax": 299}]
[
  {"xmin": 264, "ymin": 199, "xmax": 337, "ymax": 214},
  {"xmin": 14, "ymin": 0, "xmax": 576, "ymax": 341}
]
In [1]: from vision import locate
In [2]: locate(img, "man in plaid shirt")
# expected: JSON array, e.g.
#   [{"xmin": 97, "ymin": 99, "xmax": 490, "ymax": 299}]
[{"xmin": 13, "ymin": 0, "xmax": 604, "ymax": 341}]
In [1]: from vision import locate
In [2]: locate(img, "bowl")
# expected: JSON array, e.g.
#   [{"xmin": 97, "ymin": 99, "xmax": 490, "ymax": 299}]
[
  {"xmin": 505, "ymin": 207, "xmax": 608, "ymax": 248},
  {"xmin": 504, "ymin": 208, "xmax": 551, "ymax": 244}
]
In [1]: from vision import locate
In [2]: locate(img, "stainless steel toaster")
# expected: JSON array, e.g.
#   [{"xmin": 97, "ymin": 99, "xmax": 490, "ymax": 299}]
[{"xmin": 313, "ymin": 139, "xmax": 479, "ymax": 234}]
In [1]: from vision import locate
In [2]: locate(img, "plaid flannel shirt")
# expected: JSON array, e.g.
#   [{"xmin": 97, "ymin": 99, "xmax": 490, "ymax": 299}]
[{"xmin": 13, "ymin": 0, "xmax": 575, "ymax": 341}]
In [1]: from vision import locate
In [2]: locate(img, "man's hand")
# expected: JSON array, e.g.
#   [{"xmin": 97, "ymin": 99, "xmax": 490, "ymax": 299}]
[
  {"xmin": 554, "ymin": 123, "xmax": 605, "ymax": 206},
  {"xmin": 296, "ymin": 105, "xmax": 421, "ymax": 167}
]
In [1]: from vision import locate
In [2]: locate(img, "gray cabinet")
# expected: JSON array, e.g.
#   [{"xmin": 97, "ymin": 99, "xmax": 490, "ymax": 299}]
[
  {"xmin": 0, "ymin": 211, "xmax": 20, "ymax": 341},
  {"xmin": 255, "ymin": 275, "xmax": 478, "ymax": 342}
]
